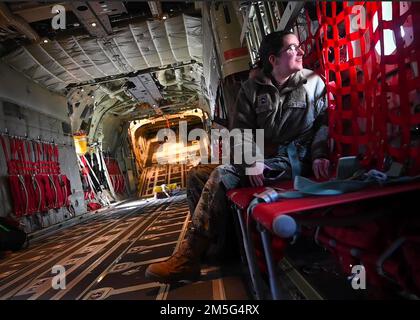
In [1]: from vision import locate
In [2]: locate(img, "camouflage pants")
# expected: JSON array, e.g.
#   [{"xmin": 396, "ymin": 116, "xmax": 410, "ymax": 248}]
[{"xmin": 186, "ymin": 157, "xmax": 292, "ymax": 242}]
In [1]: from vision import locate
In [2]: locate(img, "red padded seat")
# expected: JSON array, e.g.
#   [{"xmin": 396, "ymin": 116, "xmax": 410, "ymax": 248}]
[{"xmin": 252, "ymin": 181, "xmax": 420, "ymax": 233}]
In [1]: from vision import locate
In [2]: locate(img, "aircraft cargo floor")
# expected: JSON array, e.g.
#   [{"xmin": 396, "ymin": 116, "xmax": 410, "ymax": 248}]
[
  {"xmin": 0, "ymin": 192, "xmax": 373, "ymax": 300},
  {"xmin": 0, "ymin": 194, "xmax": 250, "ymax": 300}
]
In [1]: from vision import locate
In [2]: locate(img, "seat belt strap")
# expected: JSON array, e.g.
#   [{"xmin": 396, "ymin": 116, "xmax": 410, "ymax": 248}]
[{"xmin": 287, "ymin": 142, "xmax": 301, "ymax": 180}]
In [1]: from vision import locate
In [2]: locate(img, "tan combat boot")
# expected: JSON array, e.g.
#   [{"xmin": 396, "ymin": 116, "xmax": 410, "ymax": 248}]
[{"xmin": 145, "ymin": 233, "xmax": 209, "ymax": 283}]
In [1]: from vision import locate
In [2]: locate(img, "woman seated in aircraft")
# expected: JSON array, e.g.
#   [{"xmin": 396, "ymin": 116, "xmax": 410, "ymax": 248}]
[{"xmin": 145, "ymin": 30, "xmax": 331, "ymax": 283}]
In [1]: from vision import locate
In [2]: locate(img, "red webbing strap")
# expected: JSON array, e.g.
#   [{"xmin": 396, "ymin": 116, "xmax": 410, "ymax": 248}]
[
  {"xmin": 80, "ymin": 155, "xmax": 95, "ymax": 201},
  {"xmin": 110, "ymin": 175, "xmax": 116, "ymax": 193},
  {"xmin": 47, "ymin": 144, "xmax": 54, "ymax": 174},
  {"xmin": 2, "ymin": 137, "xmax": 71, "ymax": 213},
  {"xmin": 105, "ymin": 158, "xmax": 125, "ymax": 194},
  {"xmin": 119, "ymin": 175, "xmax": 124, "ymax": 194},
  {"xmin": 106, "ymin": 158, "xmax": 114, "ymax": 191},
  {"xmin": 0, "ymin": 136, "xmax": 23, "ymax": 216},
  {"xmin": 39, "ymin": 143, "xmax": 48, "ymax": 174},
  {"xmin": 40, "ymin": 143, "xmax": 46, "ymax": 174},
  {"xmin": 14, "ymin": 139, "xmax": 25, "ymax": 175},
  {"xmin": 46, "ymin": 144, "xmax": 59, "ymax": 208},
  {"xmin": 9, "ymin": 138, "xmax": 22, "ymax": 216},
  {"xmin": 61, "ymin": 174, "xmax": 71, "ymax": 207},
  {"xmin": 32, "ymin": 141, "xmax": 44, "ymax": 211},
  {"xmin": 39, "ymin": 143, "xmax": 54, "ymax": 209},
  {"xmin": 53, "ymin": 144, "xmax": 60, "ymax": 174},
  {"xmin": 16, "ymin": 138, "xmax": 29, "ymax": 215},
  {"xmin": 7, "ymin": 137, "xmax": 27, "ymax": 216},
  {"xmin": 115, "ymin": 176, "xmax": 120, "ymax": 194},
  {"xmin": 34, "ymin": 141, "xmax": 49, "ymax": 211},
  {"xmin": 26, "ymin": 140, "xmax": 37, "ymax": 175},
  {"xmin": 0, "ymin": 135, "xmax": 11, "ymax": 172},
  {"xmin": 30, "ymin": 141, "xmax": 43, "ymax": 212},
  {"xmin": 25, "ymin": 140, "xmax": 35, "ymax": 174},
  {"xmin": 57, "ymin": 144, "xmax": 71, "ymax": 208},
  {"xmin": 41, "ymin": 143, "xmax": 54, "ymax": 210},
  {"xmin": 10, "ymin": 138, "xmax": 19, "ymax": 173},
  {"xmin": 20, "ymin": 139, "xmax": 30, "ymax": 175},
  {"xmin": 52, "ymin": 175, "xmax": 64, "ymax": 208},
  {"xmin": 35, "ymin": 142, "xmax": 41, "ymax": 173},
  {"xmin": 81, "ymin": 155, "xmax": 90, "ymax": 175},
  {"xmin": 8, "ymin": 138, "xmax": 17, "ymax": 174},
  {"xmin": 51, "ymin": 144, "xmax": 66, "ymax": 207},
  {"xmin": 43, "ymin": 143, "xmax": 51, "ymax": 174},
  {"xmin": 23, "ymin": 140, "xmax": 37, "ymax": 214},
  {"xmin": 43, "ymin": 175, "xmax": 54, "ymax": 209}
]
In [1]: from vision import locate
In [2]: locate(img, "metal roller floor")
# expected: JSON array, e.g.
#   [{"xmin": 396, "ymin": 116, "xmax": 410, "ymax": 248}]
[
  {"xmin": 1, "ymin": 193, "xmax": 365, "ymax": 300},
  {"xmin": 0, "ymin": 194, "xmax": 251, "ymax": 300}
]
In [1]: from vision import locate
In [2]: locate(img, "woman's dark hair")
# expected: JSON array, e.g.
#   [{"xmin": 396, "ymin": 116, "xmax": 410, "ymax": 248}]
[{"xmin": 258, "ymin": 30, "xmax": 295, "ymax": 75}]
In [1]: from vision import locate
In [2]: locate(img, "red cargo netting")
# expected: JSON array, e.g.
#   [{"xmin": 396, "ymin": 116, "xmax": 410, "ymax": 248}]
[
  {"xmin": 290, "ymin": 2, "xmax": 420, "ymax": 296},
  {"xmin": 299, "ymin": 2, "xmax": 420, "ymax": 174}
]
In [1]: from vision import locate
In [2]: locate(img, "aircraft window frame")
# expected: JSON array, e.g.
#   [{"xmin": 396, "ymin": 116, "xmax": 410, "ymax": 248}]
[
  {"xmin": 250, "ymin": 15, "xmax": 262, "ymax": 51},
  {"xmin": 257, "ymin": 1, "xmax": 274, "ymax": 35},
  {"xmin": 246, "ymin": 31, "xmax": 258, "ymax": 64},
  {"xmin": 272, "ymin": 2, "xmax": 284, "ymax": 29},
  {"xmin": 268, "ymin": 2, "xmax": 278, "ymax": 31},
  {"xmin": 242, "ymin": 1, "xmax": 312, "ymax": 66}
]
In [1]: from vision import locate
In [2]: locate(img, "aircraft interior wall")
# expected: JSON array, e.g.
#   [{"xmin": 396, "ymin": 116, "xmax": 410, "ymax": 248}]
[{"xmin": 0, "ymin": 61, "xmax": 86, "ymax": 232}]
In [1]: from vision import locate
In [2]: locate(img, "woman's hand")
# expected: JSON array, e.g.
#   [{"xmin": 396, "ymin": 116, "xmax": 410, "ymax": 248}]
[{"xmin": 312, "ymin": 158, "xmax": 330, "ymax": 179}]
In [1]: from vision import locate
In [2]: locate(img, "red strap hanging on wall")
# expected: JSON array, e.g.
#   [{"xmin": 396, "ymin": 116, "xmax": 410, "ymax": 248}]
[
  {"xmin": 105, "ymin": 158, "xmax": 125, "ymax": 195},
  {"xmin": 0, "ymin": 135, "xmax": 72, "ymax": 217},
  {"xmin": 1, "ymin": 136, "xmax": 26, "ymax": 217},
  {"xmin": 33, "ymin": 141, "xmax": 47, "ymax": 212}
]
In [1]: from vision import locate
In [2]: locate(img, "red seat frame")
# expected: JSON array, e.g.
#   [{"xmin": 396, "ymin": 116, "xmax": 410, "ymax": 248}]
[{"xmin": 227, "ymin": 179, "xmax": 420, "ymax": 299}]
